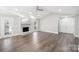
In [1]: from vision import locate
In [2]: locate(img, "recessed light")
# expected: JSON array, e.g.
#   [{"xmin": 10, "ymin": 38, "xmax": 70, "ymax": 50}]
[
  {"xmin": 58, "ymin": 9, "xmax": 62, "ymax": 12},
  {"xmin": 14, "ymin": 8, "xmax": 18, "ymax": 11},
  {"xmin": 30, "ymin": 15, "xmax": 36, "ymax": 19}
]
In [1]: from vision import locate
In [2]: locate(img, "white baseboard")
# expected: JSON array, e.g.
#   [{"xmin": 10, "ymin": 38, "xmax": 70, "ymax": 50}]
[
  {"xmin": 20, "ymin": 31, "xmax": 33, "ymax": 35},
  {"xmin": 75, "ymin": 34, "xmax": 79, "ymax": 38},
  {"xmin": 0, "ymin": 35, "xmax": 12, "ymax": 39},
  {"xmin": 39, "ymin": 30, "xmax": 58, "ymax": 34},
  {"xmin": 0, "ymin": 31, "xmax": 34, "ymax": 39}
]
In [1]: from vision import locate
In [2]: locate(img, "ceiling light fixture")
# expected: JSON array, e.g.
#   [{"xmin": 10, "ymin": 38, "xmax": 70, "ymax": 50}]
[
  {"xmin": 58, "ymin": 9, "xmax": 62, "ymax": 12},
  {"xmin": 30, "ymin": 15, "xmax": 36, "ymax": 19}
]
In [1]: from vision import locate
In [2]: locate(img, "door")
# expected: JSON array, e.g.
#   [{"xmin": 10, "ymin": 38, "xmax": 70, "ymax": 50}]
[{"xmin": 59, "ymin": 17, "xmax": 75, "ymax": 34}]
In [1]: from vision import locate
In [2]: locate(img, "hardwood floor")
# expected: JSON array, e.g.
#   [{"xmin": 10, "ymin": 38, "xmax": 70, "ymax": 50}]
[
  {"xmin": 75, "ymin": 37, "xmax": 79, "ymax": 52},
  {"xmin": 0, "ymin": 31, "xmax": 77, "ymax": 52}
]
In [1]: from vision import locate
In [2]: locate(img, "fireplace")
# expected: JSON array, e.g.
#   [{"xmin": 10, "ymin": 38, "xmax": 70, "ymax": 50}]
[{"xmin": 23, "ymin": 27, "xmax": 29, "ymax": 32}]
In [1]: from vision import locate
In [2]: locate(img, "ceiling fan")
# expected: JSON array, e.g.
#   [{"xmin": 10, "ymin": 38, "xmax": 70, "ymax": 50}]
[{"xmin": 36, "ymin": 6, "xmax": 44, "ymax": 11}]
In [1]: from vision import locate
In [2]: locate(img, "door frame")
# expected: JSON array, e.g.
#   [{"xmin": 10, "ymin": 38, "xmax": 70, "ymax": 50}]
[{"xmin": 58, "ymin": 16, "xmax": 75, "ymax": 35}]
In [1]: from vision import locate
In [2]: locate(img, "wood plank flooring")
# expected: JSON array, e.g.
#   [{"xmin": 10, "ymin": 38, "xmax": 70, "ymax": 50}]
[
  {"xmin": 0, "ymin": 31, "xmax": 77, "ymax": 52},
  {"xmin": 75, "ymin": 37, "xmax": 79, "ymax": 51}
]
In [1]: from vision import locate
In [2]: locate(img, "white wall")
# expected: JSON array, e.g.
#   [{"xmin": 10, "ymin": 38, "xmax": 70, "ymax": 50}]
[
  {"xmin": 40, "ymin": 14, "xmax": 58, "ymax": 34},
  {"xmin": 0, "ymin": 18, "xmax": 1, "ymax": 36},
  {"xmin": 13, "ymin": 17, "xmax": 22, "ymax": 35},
  {"xmin": 77, "ymin": 17, "xmax": 79, "ymax": 37},
  {"xmin": 59, "ymin": 17, "xmax": 75, "ymax": 34},
  {"xmin": 0, "ymin": 16, "xmax": 5, "ymax": 37},
  {"xmin": 75, "ymin": 15, "xmax": 79, "ymax": 37}
]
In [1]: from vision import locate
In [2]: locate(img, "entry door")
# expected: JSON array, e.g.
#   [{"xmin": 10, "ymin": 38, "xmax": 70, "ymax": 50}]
[{"xmin": 59, "ymin": 17, "xmax": 75, "ymax": 34}]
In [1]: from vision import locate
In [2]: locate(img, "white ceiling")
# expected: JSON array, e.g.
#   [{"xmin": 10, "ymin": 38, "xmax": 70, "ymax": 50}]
[
  {"xmin": 40, "ymin": 6, "xmax": 79, "ymax": 14},
  {"xmin": 0, "ymin": 6, "xmax": 79, "ymax": 19}
]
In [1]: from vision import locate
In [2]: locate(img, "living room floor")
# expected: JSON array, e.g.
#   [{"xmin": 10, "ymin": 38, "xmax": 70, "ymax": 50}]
[
  {"xmin": 0, "ymin": 31, "xmax": 78, "ymax": 52},
  {"xmin": 75, "ymin": 37, "xmax": 79, "ymax": 52}
]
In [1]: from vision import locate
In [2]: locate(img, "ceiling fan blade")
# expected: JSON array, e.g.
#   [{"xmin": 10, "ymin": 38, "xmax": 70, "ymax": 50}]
[
  {"xmin": 36, "ymin": 6, "xmax": 39, "ymax": 10},
  {"xmin": 36, "ymin": 6, "xmax": 43, "ymax": 11}
]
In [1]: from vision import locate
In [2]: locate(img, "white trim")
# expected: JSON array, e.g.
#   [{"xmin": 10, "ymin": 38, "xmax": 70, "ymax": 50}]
[
  {"xmin": 39, "ymin": 30, "xmax": 58, "ymax": 34},
  {"xmin": 20, "ymin": 31, "xmax": 33, "ymax": 35},
  {"xmin": 75, "ymin": 34, "xmax": 79, "ymax": 38},
  {"xmin": 0, "ymin": 31, "xmax": 34, "ymax": 39},
  {"xmin": 0, "ymin": 35, "xmax": 12, "ymax": 39}
]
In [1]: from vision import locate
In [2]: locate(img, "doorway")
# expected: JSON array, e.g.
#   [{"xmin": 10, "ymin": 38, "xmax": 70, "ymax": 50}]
[{"xmin": 58, "ymin": 16, "xmax": 75, "ymax": 34}]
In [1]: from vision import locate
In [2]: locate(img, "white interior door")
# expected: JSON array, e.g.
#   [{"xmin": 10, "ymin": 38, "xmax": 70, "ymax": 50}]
[{"xmin": 59, "ymin": 17, "xmax": 75, "ymax": 34}]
